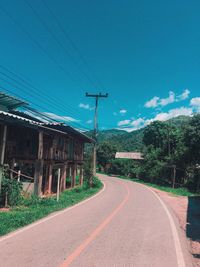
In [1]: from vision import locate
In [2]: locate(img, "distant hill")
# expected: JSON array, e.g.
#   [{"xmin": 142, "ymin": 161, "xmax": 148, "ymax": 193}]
[
  {"xmin": 85, "ymin": 115, "xmax": 191, "ymax": 152},
  {"xmin": 110, "ymin": 128, "xmax": 145, "ymax": 151},
  {"xmin": 87, "ymin": 129, "xmax": 126, "ymax": 143},
  {"xmin": 166, "ymin": 115, "xmax": 191, "ymax": 127}
]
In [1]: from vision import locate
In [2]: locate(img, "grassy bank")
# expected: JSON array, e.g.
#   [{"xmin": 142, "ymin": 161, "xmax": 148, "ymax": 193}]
[
  {"xmin": 98, "ymin": 172, "xmax": 196, "ymax": 197},
  {"xmin": 0, "ymin": 178, "xmax": 103, "ymax": 236},
  {"xmin": 117, "ymin": 176, "xmax": 197, "ymax": 196}
]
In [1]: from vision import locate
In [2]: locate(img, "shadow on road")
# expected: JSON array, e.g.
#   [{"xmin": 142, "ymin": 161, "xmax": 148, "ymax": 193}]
[{"xmin": 186, "ymin": 196, "xmax": 200, "ymax": 258}]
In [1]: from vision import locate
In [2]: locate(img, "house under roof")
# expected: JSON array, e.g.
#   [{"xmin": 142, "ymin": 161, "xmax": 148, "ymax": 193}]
[
  {"xmin": 0, "ymin": 91, "xmax": 93, "ymax": 143},
  {"xmin": 115, "ymin": 152, "xmax": 143, "ymax": 160},
  {"xmin": 0, "ymin": 91, "xmax": 94, "ymax": 196}
]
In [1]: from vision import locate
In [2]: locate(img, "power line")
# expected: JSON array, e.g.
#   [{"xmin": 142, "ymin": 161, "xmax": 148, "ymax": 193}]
[
  {"xmin": 0, "ymin": 65, "xmax": 88, "ymax": 123},
  {"xmin": 0, "ymin": 83, "xmax": 91, "ymax": 131},
  {"xmin": 24, "ymin": 0, "xmax": 99, "ymax": 90},
  {"xmin": 0, "ymin": 3, "xmax": 84, "ymax": 88},
  {"xmin": 41, "ymin": 0, "xmax": 105, "ymax": 90}
]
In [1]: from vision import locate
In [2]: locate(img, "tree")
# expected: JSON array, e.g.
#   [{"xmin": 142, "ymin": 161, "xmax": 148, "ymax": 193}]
[
  {"xmin": 183, "ymin": 114, "xmax": 200, "ymax": 191},
  {"xmin": 183, "ymin": 114, "xmax": 200, "ymax": 164},
  {"xmin": 143, "ymin": 121, "xmax": 168, "ymax": 149},
  {"xmin": 97, "ymin": 142, "xmax": 117, "ymax": 172}
]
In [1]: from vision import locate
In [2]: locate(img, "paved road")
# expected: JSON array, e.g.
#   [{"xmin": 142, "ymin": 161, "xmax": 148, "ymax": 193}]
[{"xmin": 0, "ymin": 174, "xmax": 192, "ymax": 267}]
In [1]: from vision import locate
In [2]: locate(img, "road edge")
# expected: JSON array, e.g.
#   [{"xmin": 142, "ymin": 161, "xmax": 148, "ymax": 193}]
[{"xmin": 0, "ymin": 181, "xmax": 106, "ymax": 242}]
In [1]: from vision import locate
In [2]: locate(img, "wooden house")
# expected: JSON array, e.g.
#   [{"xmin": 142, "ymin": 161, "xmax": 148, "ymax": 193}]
[{"xmin": 0, "ymin": 92, "xmax": 93, "ymax": 196}]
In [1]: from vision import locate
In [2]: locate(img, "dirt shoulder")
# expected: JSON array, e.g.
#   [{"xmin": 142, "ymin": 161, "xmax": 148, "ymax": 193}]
[{"xmin": 150, "ymin": 187, "xmax": 200, "ymax": 267}]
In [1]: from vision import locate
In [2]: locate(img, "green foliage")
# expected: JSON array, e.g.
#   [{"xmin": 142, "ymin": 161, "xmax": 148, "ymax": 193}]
[
  {"xmin": 183, "ymin": 114, "xmax": 200, "ymax": 164},
  {"xmin": 107, "ymin": 159, "xmax": 141, "ymax": 179},
  {"xmin": 97, "ymin": 141, "xmax": 117, "ymax": 172},
  {"xmin": 83, "ymin": 152, "xmax": 93, "ymax": 186},
  {"xmin": 94, "ymin": 115, "xmax": 200, "ymax": 193},
  {"xmin": 117, "ymin": 176, "xmax": 196, "ymax": 197},
  {"xmin": 1, "ymin": 177, "xmax": 23, "ymax": 207},
  {"xmin": 0, "ymin": 178, "xmax": 103, "ymax": 236},
  {"xmin": 86, "ymin": 128, "xmax": 144, "ymax": 152}
]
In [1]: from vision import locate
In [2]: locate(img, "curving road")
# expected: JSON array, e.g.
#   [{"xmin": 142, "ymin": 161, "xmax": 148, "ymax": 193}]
[{"xmin": 0, "ymin": 174, "xmax": 192, "ymax": 267}]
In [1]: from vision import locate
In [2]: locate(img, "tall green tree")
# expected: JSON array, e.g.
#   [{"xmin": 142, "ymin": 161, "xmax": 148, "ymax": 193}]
[{"xmin": 97, "ymin": 142, "xmax": 117, "ymax": 172}]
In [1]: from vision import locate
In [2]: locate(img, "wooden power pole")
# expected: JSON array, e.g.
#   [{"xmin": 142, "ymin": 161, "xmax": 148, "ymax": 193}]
[{"xmin": 86, "ymin": 93, "xmax": 108, "ymax": 178}]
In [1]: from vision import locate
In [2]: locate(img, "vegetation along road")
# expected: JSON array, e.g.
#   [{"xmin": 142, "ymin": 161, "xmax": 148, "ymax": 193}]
[{"xmin": 0, "ymin": 174, "xmax": 192, "ymax": 267}]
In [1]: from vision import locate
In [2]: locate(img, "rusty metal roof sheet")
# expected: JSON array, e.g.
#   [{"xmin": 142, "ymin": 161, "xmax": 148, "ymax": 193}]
[{"xmin": 115, "ymin": 152, "xmax": 143, "ymax": 160}]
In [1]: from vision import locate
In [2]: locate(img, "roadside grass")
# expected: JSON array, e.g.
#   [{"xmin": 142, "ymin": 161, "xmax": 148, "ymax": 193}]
[
  {"xmin": 0, "ymin": 178, "xmax": 103, "ymax": 236},
  {"xmin": 117, "ymin": 176, "xmax": 197, "ymax": 196},
  {"xmin": 97, "ymin": 172, "xmax": 196, "ymax": 197}
]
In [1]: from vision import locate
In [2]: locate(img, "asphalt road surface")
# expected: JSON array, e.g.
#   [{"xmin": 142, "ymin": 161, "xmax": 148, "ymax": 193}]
[{"xmin": 0, "ymin": 174, "xmax": 192, "ymax": 267}]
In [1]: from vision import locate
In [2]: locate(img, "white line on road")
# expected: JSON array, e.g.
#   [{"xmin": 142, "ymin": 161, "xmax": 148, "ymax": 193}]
[{"xmin": 140, "ymin": 184, "xmax": 186, "ymax": 267}]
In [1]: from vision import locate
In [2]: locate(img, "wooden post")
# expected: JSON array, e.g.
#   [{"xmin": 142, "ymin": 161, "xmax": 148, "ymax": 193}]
[
  {"xmin": 0, "ymin": 125, "xmax": 7, "ymax": 192},
  {"xmin": 48, "ymin": 163, "xmax": 53, "ymax": 194},
  {"xmin": 44, "ymin": 164, "xmax": 49, "ymax": 194},
  {"xmin": 17, "ymin": 170, "xmax": 21, "ymax": 182},
  {"xmin": 69, "ymin": 165, "xmax": 72, "ymax": 188},
  {"xmin": 34, "ymin": 131, "xmax": 43, "ymax": 196},
  {"xmin": 172, "ymin": 165, "xmax": 176, "ymax": 189},
  {"xmin": 57, "ymin": 168, "xmax": 61, "ymax": 202},
  {"xmin": 0, "ymin": 125, "xmax": 7, "ymax": 187},
  {"xmin": 61, "ymin": 164, "xmax": 67, "ymax": 191},
  {"xmin": 72, "ymin": 164, "xmax": 76, "ymax": 188},
  {"xmin": 79, "ymin": 165, "xmax": 83, "ymax": 186},
  {"xmin": 10, "ymin": 158, "xmax": 15, "ymax": 179}
]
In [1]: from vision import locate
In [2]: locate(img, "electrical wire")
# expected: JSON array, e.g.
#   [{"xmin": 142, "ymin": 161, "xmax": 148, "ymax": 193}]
[
  {"xmin": 0, "ymin": 84, "xmax": 91, "ymax": 131},
  {"xmin": 24, "ymin": 0, "xmax": 100, "ymax": 90},
  {"xmin": 41, "ymin": 0, "xmax": 105, "ymax": 91},
  {"xmin": 0, "ymin": 3, "xmax": 85, "ymax": 88},
  {"xmin": 0, "ymin": 65, "xmax": 87, "ymax": 122}
]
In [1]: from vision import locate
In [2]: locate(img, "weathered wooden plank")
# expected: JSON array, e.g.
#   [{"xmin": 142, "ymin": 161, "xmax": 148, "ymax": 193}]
[
  {"xmin": 34, "ymin": 131, "xmax": 44, "ymax": 196},
  {"xmin": 0, "ymin": 125, "xmax": 7, "ymax": 191}
]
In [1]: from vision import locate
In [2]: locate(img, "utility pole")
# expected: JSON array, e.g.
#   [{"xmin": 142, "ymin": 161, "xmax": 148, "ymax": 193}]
[{"xmin": 86, "ymin": 93, "xmax": 108, "ymax": 180}]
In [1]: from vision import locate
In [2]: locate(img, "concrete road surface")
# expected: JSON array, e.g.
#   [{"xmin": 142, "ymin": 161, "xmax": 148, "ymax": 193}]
[{"xmin": 0, "ymin": 174, "xmax": 192, "ymax": 267}]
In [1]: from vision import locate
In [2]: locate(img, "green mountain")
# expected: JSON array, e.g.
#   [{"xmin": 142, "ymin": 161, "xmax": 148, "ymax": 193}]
[
  {"xmin": 87, "ymin": 129, "xmax": 126, "ymax": 142},
  {"xmin": 86, "ymin": 116, "xmax": 191, "ymax": 152}
]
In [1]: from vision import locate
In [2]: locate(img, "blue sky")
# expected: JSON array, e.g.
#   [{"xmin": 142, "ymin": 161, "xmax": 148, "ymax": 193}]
[{"xmin": 0, "ymin": 0, "xmax": 200, "ymax": 131}]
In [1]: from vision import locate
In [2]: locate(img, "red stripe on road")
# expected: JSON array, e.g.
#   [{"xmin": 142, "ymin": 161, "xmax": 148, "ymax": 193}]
[{"xmin": 60, "ymin": 181, "xmax": 130, "ymax": 267}]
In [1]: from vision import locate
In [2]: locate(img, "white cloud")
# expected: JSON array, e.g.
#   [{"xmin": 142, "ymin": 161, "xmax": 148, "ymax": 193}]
[
  {"xmin": 79, "ymin": 103, "xmax": 93, "ymax": 110},
  {"xmin": 130, "ymin": 118, "xmax": 145, "ymax": 127},
  {"xmin": 24, "ymin": 111, "xmax": 49, "ymax": 123},
  {"xmin": 118, "ymin": 119, "xmax": 131, "ymax": 126},
  {"xmin": 86, "ymin": 119, "xmax": 93, "ymax": 124},
  {"xmin": 145, "ymin": 89, "xmax": 190, "ymax": 108},
  {"xmin": 177, "ymin": 89, "xmax": 190, "ymax": 101},
  {"xmin": 117, "ymin": 106, "xmax": 193, "ymax": 132},
  {"xmin": 190, "ymin": 97, "xmax": 200, "ymax": 107},
  {"xmin": 44, "ymin": 112, "xmax": 79, "ymax": 122},
  {"xmin": 119, "ymin": 109, "xmax": 127, "ymax": 115},
  {"xmin": 160, "ymin": 91, "xmax": 175, "ymax": 106},
  {"xmin": 153, "ymin": 107, "xmax": 193, "ymax": 121},
  {"xmin": 145, "ymin": 96, "xmax": 159, "ymax": 108}
]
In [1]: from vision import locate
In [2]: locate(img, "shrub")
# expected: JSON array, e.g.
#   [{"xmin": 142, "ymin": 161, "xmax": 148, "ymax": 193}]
[{"xmin": 1, "ymin": 177, "xmax": 23, "ymax": 207}]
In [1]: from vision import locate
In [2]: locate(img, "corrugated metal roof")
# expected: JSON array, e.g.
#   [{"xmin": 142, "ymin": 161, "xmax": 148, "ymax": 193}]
[
  {"xmin": 0, "ymin": 92, "xmax": 93, "ymax": 143},
  {"xmin": 115, "ymin": 152, "xmax": 143, "ymax": 160},
  {"xmin": 0, "ymin": 110, "xmax": 42, "ymax": 125},
  {"xmin": 0, "ymin": 110, "xmax": 93, "ymax": 143}
]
